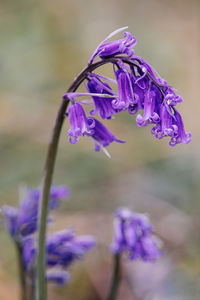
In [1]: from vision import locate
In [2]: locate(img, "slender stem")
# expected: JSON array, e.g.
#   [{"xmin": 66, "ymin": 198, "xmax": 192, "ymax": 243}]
[
  {"xmin": 35, "ymin": 56, "xmax": 163, "ymax": 300},
  {"xmin": 107, "ymin": 254, "xmax": 121, "ymax": 300},
  {"xmin": 27, "ymin": 276, "xmax": 35, "ymax": 300},
  {"xmin": 15, "ymin": 242, "xmax": 27, "ymax": 300}
]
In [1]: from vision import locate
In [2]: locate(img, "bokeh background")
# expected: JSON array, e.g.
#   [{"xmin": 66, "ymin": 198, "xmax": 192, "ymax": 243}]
[{"xmin": 0, "ymin": 0, "xmax": 199, "ymax": 299}]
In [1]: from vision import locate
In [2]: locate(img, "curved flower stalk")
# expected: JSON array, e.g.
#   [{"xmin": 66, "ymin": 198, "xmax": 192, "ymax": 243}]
[{"xmin": 36, "ymin": 28, "xmax": 191, "ymax": 300}]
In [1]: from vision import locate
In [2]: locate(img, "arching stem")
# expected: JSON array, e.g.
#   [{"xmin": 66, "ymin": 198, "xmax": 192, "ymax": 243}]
[{"xmin": 35, "ymin": 56, "xmax": 163, "ymax": 300}]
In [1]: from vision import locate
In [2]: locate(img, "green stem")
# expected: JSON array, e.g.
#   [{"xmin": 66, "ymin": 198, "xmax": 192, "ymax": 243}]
[
  {"xmin": 15, "ymin": 242, "xmax": 27, "ymax": 300},
  {"xmin": 35, "ymin": 56, "xmax": 154, "ymax": 300},
  {"xmin": 107, "ymin": 254, "xmax": 121, "ymax": 300}
]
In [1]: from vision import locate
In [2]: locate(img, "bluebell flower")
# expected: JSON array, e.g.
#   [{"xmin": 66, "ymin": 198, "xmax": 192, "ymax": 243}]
[
  {"xmin": 86, "ymin": 118, "xmax": 125, "ymax": 155},
  {"xmin": 98, "ymin": 31, "xmax": 136, "ymax": 59},
  {"xmin": 67, "ymin": 102, "xmax": 94, "ymax": 144},
  {"xmin": 111, "ymin": 208, "xmax": 161, "ymax": 262},
  {"xmin": 86, "ymin": 76, "xmax": 119, "ymax": 119},
  {"xmin": 1, "ymin": 185, "xmax": 69, "ymax": 238},
  {"xmin": 151, "ymin": 104, "xmax": 191, "ymax": 146},
  {"xmin": 136, "ymin": 82, "xmax": 160, "ymax": 127},
  {"xmin": 169, "ymin": 108, "xmax": 192, "ymax": 146},
  {"xmin": 21, "ymin": 229, "xmax": 96, "ymax": 285},
  {"xmin": 46, "ymin": 231, "xmax": 96, "ymax": 267},
  {"xmin": 112, "ymin": 63, "xmax": 135, "ymax": 110},
  {"xmin": 89, "ymin": 28, "xmax": 136, "ymax": 64}
]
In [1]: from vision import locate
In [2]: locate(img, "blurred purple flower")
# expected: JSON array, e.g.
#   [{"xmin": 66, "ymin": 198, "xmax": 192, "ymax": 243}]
[
  {"xmin": 1, "ymin": 206, "xmax": 19, "ymax": 239},
  {"xmin": 46, "ymin": 231, "xmax": 96, "ymax": 267},
  {"xmin": 21, "ymin": 229, "xmax": 96, "ymax": 285},
  {"xmin": 22, "ymin": 237, "xmax": 36, "ymax": 272},
  {"xmin": 1, "ymin": 185, "xmax": 69, "ymax": 238},
  {"xmin": 111, "ymin": 208, "xmax": 161, "ymax": 262}
]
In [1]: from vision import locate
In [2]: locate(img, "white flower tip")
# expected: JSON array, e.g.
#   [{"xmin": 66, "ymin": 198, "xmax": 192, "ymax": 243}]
[
  {"xmin": 105, "ymin": 26, "xmax": 129, "ymax": 42},
  {"xmin": 102, "ymin": 147, "xmax": 111, "ymax": 158}
]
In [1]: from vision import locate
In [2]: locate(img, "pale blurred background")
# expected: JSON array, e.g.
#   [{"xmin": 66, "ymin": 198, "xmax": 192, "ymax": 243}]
[{"xmin": 0, "ymin": 0, "xmax": 199, "ymax": 299}]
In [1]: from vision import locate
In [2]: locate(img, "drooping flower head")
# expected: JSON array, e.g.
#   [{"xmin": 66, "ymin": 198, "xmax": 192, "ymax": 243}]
[
  {"xmin": 111, "ymin": 208, "xmax": 161, "ymax": 262},
  {"xmin": 64, "ymin": 28, "xmax": 191, "ymax": 153}
]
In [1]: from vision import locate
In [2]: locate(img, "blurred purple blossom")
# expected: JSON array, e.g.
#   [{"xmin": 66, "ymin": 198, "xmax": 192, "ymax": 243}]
[
  {"xmin": 111, "ymin": 208, "xmax": 162, "ymax": 262},
  {"xmin": 21, "ymin": 229, "xmax": 96, "ymax": 284},
  {"xmin": 2, "ymin": 185, "xmax": 69, "ymax": 238}
]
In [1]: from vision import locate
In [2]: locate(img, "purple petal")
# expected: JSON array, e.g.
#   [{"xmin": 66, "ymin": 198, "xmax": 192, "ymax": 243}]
[
  {"xmin": 86, "ymin": 118, "xmax": 125, "ymax": 151},
  {"xmin": 67, "ymin": 102, "xmax": 93, "ymax": 144}
]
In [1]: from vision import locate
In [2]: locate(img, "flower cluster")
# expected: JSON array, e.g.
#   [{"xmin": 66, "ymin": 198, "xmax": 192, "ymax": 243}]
[
  {"xmin": 1, "ymin": 185, "xmax": 96, "ymax": 286},
  {"xmin": 111, "ymin": 208, "xmax": 161, "ymax": 262},
  {"xmin": 22, "ymin": 229, "xmax": 95, "ymax": 285},
  {"xmin": 2, "ymin": 185, "xmax": 69, "ymax": 240},
  {"xmin": 63, "ymin": 28, "xmax": 191, "ymax": 154}
]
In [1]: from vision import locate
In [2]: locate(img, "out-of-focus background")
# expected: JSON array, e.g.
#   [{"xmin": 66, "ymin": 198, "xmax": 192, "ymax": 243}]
[{"xmin": 0, "ymin": 0, "xmax": 199, "ymax": 299}]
